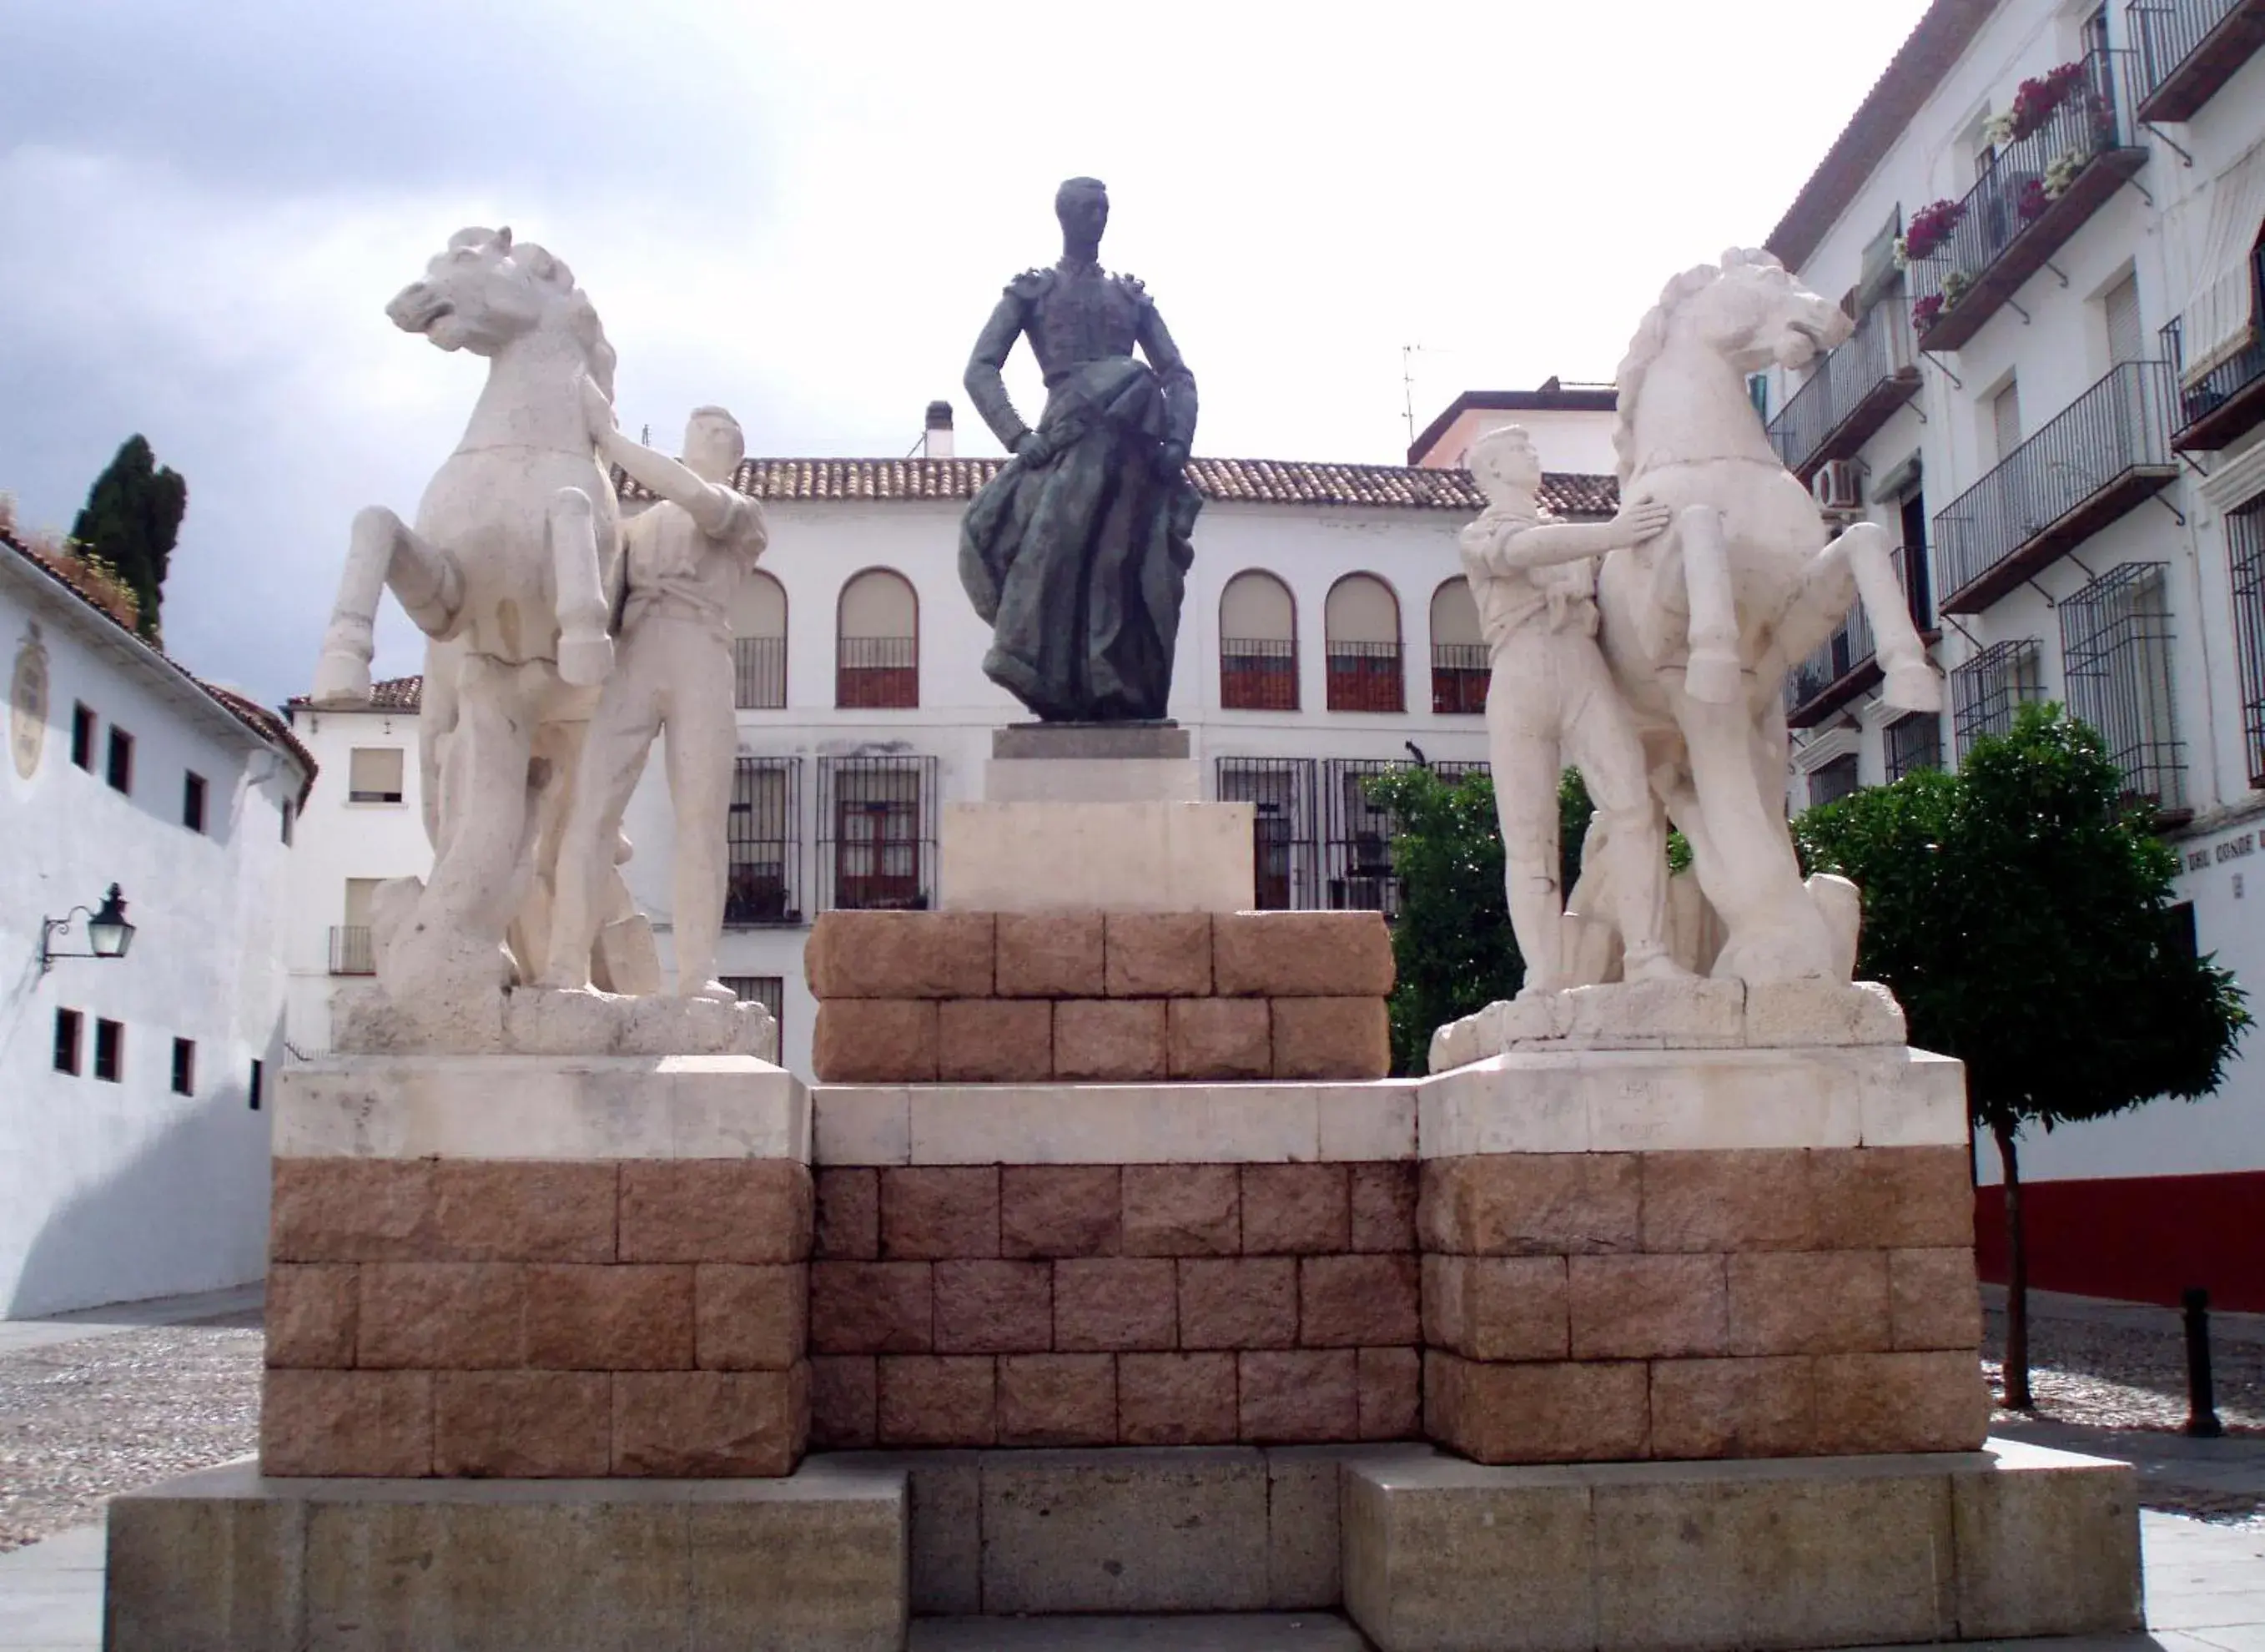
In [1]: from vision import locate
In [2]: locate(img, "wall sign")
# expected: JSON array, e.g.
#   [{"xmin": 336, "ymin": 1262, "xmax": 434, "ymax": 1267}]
[
  {"xmin": 2186, "ymin": 830, "xmax": 2257, "ymax": 874},
  {"xmin": 9, "ymin": 622, "xmax": 47, "ymax": 779}
]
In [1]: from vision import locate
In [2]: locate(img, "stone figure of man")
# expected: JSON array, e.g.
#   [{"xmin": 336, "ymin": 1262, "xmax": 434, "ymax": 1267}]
[
  {"xmin": 543, "ymin": 392, "xmax": 768, "ymax": 1000},
  {"xmin": 1461, "ymin": 426, "xmax": 1684, "ymax": 995}
]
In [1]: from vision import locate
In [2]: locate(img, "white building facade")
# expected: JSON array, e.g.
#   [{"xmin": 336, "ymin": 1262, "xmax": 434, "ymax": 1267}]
[
  {"xmin": 0, "ymin": 529, "xmax": 311, "ymax": 1317},
  {"xmin": 1759, "ymin": 0, "xmax": 2265, "ymax": 1305}
]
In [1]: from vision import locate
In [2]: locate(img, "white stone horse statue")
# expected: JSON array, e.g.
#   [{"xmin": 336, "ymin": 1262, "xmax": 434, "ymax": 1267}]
[
  {"xmin": 1590, "ymin": 248, "xmax": 1941, "ymax": 983},
  {"xmin": 310, "ymin": 225, "xmax": 623, "ymax": 1009}
]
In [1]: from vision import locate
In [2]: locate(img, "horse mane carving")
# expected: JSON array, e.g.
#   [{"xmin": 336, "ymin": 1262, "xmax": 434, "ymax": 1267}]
[
  {"xmin": 449, "ymin": 224, "xmax": 618, "ymax": 400},
  {"xmin": 1610, "ymin": 249, "xmax": 1783, "ymax": 486}
]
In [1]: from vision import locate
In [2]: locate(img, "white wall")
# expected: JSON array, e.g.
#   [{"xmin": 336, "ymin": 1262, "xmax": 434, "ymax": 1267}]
[{"xmin": 0, "ymin": 560, "xmax": 299, "ymax": 1316}]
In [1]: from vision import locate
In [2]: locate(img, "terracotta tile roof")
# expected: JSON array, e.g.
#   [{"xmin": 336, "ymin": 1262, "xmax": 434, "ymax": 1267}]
[
  {"xmin": 197, "ymin": 680, "xmax": 320, "ymax": 801},
  {"xmin": 285, "ymin": 674, "xmax": 425, "ymax": 713},
  {"xmin": 622, "ymin": 456, "xmax": 1617, "ymax": 519},
  {"xmin": 1764, "ymin": 0, "xmax": 2002, "ymax": 270}
]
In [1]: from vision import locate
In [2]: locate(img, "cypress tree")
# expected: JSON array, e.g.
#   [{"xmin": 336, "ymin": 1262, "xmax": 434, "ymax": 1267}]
[{"xmin": 70, "ymin": 436, "xmax": 187, "ymax": 641}]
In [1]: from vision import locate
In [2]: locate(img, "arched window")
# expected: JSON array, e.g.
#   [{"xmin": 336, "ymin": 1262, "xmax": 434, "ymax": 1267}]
[
  {"xmin": 1219, "ymin": 570, "xmax": 1297, "ymax": 711},
  {"xmin": 1324, "ymin": 573, "xmax": 1403, "ymax": 713},
  {"xmin": 1429, "ymin": 577, "xmax": 1488, "ymax": 714},
  {"xmin": 836, "ymin": 569, "xmax": 918, "ymax": 709},
  {"xmin": 731, "ymin": 570, "xmax": 787, "ymax": 709}
]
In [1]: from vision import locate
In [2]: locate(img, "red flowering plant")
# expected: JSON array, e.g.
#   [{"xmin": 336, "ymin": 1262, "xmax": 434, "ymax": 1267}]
[
  {"xmin": 1912, "ymin": 292, "xmax": 1946, "ymax": 334},
  {"xmin": 2016, "ymin": 175, "xmax": 2051, "ymax": 223},
  {"xmin": 2008, "ymin": 62, "xmax": 2086, "ymax": 144},
  {"xmin": 1897, "ymin": 199, "xmax": 1967, "ymax": 266}
]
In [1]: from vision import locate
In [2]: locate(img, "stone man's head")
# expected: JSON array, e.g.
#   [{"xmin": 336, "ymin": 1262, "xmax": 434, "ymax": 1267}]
[
  {"xmin": 683, "ymin": 405, "xmax": 745, "ymax": 485},
  {"xmin": 1056, "ymin": 178, "xmax": 1109, "ymax": 254},
  {"xmin": 1467, "ymin": 425, "xmax": 1543, "ymax": 504}
]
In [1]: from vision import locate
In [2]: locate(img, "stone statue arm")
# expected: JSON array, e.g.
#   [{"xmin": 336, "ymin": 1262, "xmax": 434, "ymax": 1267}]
[
  {"xmin": 582, "ymin": 384, "xmax": 752, "ymax": 544},
  {"xmin": 964, "ymin": 290, "xmax": 1036, "ymax": 455},
  {"xmin": 1136, "ymin": 299, "xmax": 1198, "ymax": 463},
  {"xmin": 1463, "ymin": 500, "xmax": 1673, "ymax": 574}
]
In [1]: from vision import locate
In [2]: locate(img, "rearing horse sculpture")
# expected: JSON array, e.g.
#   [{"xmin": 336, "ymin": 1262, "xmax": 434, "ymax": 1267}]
[
  {"xmin": 310, "ymin": 226, "xmax": 621, "ymax": 1009},
  {"xmin": 1591, "ymin": 249, "xmax": 1941, "ymax": 983}
]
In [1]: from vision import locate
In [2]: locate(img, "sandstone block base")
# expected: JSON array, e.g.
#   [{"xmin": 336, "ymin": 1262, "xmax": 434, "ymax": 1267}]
[
  {"xmin": 103, "ymin": 1457, "xmax": 908, "ymax": 1652},
  {"xmin": 1342, "ymin": 1438, "xmax": 2142, "ymax": 1652},
  {"xmin": 940, "ymin": 802, "xmax": 1253, "ymax": 912}
]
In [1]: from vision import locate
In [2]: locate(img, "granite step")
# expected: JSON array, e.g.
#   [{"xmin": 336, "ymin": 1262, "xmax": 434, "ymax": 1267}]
[{"xmin": 910, "ymin": 1614, "xmax": 1371, "ymax": 1649}]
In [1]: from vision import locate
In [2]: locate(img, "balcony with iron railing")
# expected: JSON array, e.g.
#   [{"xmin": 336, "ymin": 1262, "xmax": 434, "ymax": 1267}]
[
  {"xmin": 1905, "ymin": 48, "xmax": 2147, "ymax": 353},
  {"xmin": 1221, "ymin": 637, "xmax": 1299, "ymax": 711},
  {"xmin": 1766, "ymin": 297, "xmax": 1923, "ymax": 481},
  {"xmin": 1430, "ymin": 642, "xmax": 1490, "ymax": 714},
  {"xmin": 2126, "ymin": 0, "xmax": 2265, "ymax": 122},
  {"xmin": 1325, "ymin": 642, "xmax": 1405, "ymax": 713},
  {"xmin": 2162, "ymin": 255, "xmax": 2265, "ymax": 452},
  {"xmin": 329, "ymin": 926, "xmax": 375, "ymax": 976},
  {"xmin": 732, "ymin": 635, "xmax": 786, "ymax": 709},
  {"xmin": 1934, "ymin": 360, "xmax": 2178, "ymax": 616},
  {"xmin": 836, "ymin": 636, "xmax": 918, "ymax": 709},
  {"xmin": 1783, "ymin": 542, "xmax": 1932, "ymax": 728}
]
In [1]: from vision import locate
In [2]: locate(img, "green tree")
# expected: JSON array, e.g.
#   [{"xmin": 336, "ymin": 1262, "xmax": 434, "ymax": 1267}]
[
  {"xmin": 1796, "ymin": 703, "xmax": 2248, "ymax": 1408},
  {"xmin": 70, "ymin": 436, "xmax": 187, "ymax": 641}
]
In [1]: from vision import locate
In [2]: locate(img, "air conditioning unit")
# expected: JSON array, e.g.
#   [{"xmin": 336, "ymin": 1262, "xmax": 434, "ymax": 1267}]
[{"xmin": 1813, "ymin": 460, "xmax": 1864, "ymax": 512}]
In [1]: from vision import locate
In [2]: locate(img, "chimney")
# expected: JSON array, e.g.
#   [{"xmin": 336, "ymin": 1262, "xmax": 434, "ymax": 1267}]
[{"xmin": 923, "ymin": 400, "xmax": 954, "ymax": 460}]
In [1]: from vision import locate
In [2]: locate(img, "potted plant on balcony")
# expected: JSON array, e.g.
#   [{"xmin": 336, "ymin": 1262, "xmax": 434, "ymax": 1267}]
[
  {"xmin": 2016, "ymin": 175, "xmax": 2051, "ymax": 224},
  {"xmin": 1912, "ymin": 292, "xmax": 1946, "ymax": 335},
  {"xmin": 1895, "ymin": 199, "xmax": 1967, "ymax": 268},
  {"xmin": 2008, "ymin": 62, "xmax": 2088, "ymax": 144},
  {"xmin": 2042, "ymin": 149, "xmax": 2087, "ymax": 202}
]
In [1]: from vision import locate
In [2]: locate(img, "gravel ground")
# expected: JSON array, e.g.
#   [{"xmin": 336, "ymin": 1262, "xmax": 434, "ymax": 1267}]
[{"xmin": 0, "ymin": 1309, "xmax": 261, "ymax": 1552}]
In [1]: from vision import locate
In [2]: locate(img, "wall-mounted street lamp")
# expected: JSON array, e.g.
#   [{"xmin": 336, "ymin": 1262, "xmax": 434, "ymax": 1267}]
[{"xmin": 40, "ymin": 884, "xmax": 135, "ymax": 975}]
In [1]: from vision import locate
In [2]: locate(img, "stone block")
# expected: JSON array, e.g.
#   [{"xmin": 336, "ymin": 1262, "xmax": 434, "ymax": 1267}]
[
  {"xmin": 1240, "ymin": 1348, "xmax": 1359, "ymax": 1443},
  {"xmin": 1241, "ymin": 1163, "xmax": 1350, "ymax": 1254},
  {"xmin": 430, "ymin": 1161, "xmax": 617, "ymax": 1262},
  {"xmin": 1728, "ymin": 1249, "xmax": 1890, "ymax": 1356},
  {"xmin": 986, "ymin": 753, "xmax": 1205, "ymax": 803},
  {"xmin": 815, "ymin": 1166, "xmax": 880, "ymax": 1260},
  {"xmin": 1350, "ymin": 1162, "xmax": 1419, "ymax": 1252},
  {"xmin": 995, "ymin": 910, "xmax": 1105, "ymax": 997},
  {"xmin": 979, "ymin": 1446, "xmax": 1271, "ymax": 1613},
  {"xmin": 1568, "ymin": 1254, "xmax": 1729, "ymax": 1359},
  {"xmin": 260, "ymin": 1368, "xmax": 431, "ymax": 1477},
  {"xmin": 810, "ymin": 1355, "xmax": 878, "ymax": 1449},
  {"xmin": 878, "ymin": 1354, "xmax": 996, "ymax": 1447},
  {"xmin": 937, "ymin": 998, "xmax": 1052, "ymax": 1084},
  {"xmin": 264, "ymin": 1263, "xmax": 357, "ymax": 1367},
  {"xmin": 432, "ymin": 1371, "xmax": 612, "ymax": 1477},
  {"xmin": 1638, "ymin": 1147, "xmax": 1814, "ymax": 1252},
  {"xmin": 881, "ymin": 1165, "xmax": 999, "ymax": 1259},
  {"xmin": 865, "ymin": 1449, "xmax": 984, "ymax": 1615},
  {"xmin": 940, "ymin": 800, "xmax": 1255, "ymax": 913},
  {"xmin": 1265, "ymin": 1446, "xmax": 1345, "ymax": 1609},
  {"xmin": 1000, "ymin": 1165, "xmax": 1121, "ymax": 1258},
  {"xmin": 1890, "ymin": 1246, "xmax": 1986, "ymax": 1350},
  {"xmin": 617, "ymin": 1158, "xmax": 812, "ymax": 1265},
  {"xmin": 683, "ymin": 1462, "xmax": 910, "ymax": 1649},
  {"xmin": 902, "ymin": 1080, "xmax": 1328, "ymax": 1166},
  {"xmin": 357, "ymin": 1262, "xmax": 528, "ymax": 1370},
  {"xmin": 1815, "ymin": 1349, "xmax": 1991, "ymax": 1453},
  {"xmin": 696, "ymin": 1262, "xmax": 808, "ymax": 1371},
  {"xmin": 1118, "ymin": 1352, "xmax": 1237, "ymax": 1444},
  {"xmin": 1422, "ymin": 1254, "xmax": 1569, "ymax": 1362},
  {"xmin": 994, "ymin": 721, "xmax": 1192, "ymax": 759},
  {"xmin": 1560, "ymin": 977, "xmax": 1748, "ymax": 1048},
  {"xmin": 1321, "ymin": 1083, "xmax": 1420, "ymax": 1161},
  {"xmin": 1178, "ymin": 1257, "xmax": 1298, "ymax": 1349},
  {"xmin": 934, "ymin": 1259, "xmax": 1053, "ymax": 1353},
  {"xmin": 1810, "ymin": 1145, "xmax": 1975, "ymax": 1249},
  {"xmin": 813, "ymin": 999, "xmax": 939, "ymax": 1083},
  {"xmin": 1301, "ymin": 1253, "xmax": 1420, "ymax": 1347},
  {"xmin": 1425, "ymin": 1353, "xmax": 1649, "ymax": 1464},
  {"xmin": 1421, "ymin": 1154, "xmax": 1640, "ymax": 1257},
  {"xmin": 806, "ymin": 909, "xmax": 994, "ymax": 998},
  {"xmin": 997, "ymin": 1352, "xmax": 1117, "ymax": 1446},
  {"xmin": 1429, "ymin": 1015, "xmax": 1481, "ymax": 1075},
  {"xmin": 812, "ymin": 1085, "xmax": 910, "ymax": 1167},
  {"xmin": 809, "ymin": 1261, "xmax": 933, "ymax": 1355},
  {"xmin": 1104, "ymin": 911, "xmax": 1214, "ymax": 996},
  {"xmin": 1951, "ymin": 1439, "xmax": 2144, "ymax": 1639},
  {"xmin": 525, "ymin": 1263, "xmax": 694, "ymax": 1370},
  {"xmin": 1744, "ymin": 978, "xmax": 1907, "ymax": 1046},
  {"xmin": 1214, "ymin": 911, "xmax": 1395, "ymax": 996},
  {"xmin": 1167, "ymin": 996, "xmax": 1272, "ymax": 1080},
  {"xmin": 613, "ymin": 1367, "xmax": 808, "ymax": 1476},
  {"xmin": 1360, "ymin": 1347, "xmax": 1423, "ymax": 1440},
  {"xmin": 1054, "ymin": 1257, "xmax": 1177, "ymax": 1351},
  {"xmin": 269, "ymin": 1157, "xmax": 432, "ymax": 1261},
  {"xmin": 1342, "ymin": 1448, "xmax": 1597, "ymax": 1652},
  {"xmin": 1648, "ymin": 1356, "xmax": 1817, "ymax": 1460},
  {"xmin": 1054, "ymin": 998, "xmax": 1169, "ymax": 1080},
  {"xmin": 1122, "ymin": 1162, "xmax": 1240, "ymax": 1255},
  {"xmin": 104, "ymin": 1464, "xmax": 310, "ymax": 1652},
  {"xmin": 1272, "ymin": 995, "xmax": 1392, "ymax": 1080}
]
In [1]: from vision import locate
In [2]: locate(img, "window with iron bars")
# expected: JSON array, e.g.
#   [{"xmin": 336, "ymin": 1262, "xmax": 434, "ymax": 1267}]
[
  {"xmin": 1432, "ymin": 759, "xmax": 1492, "ymax": 784},
  {"xmin": 727, "ymin": 757, "xmax": 803, "ymax": 926},
  {"xmin": 720, "ymin": 975, "xmax": 784, "ymax": 1049},
  {"xmin": 2225, "ymin": 496, "xmax": 2265, "ymax": 788},
  {"xmin": 1216, "ymin": 756, "xmax": 1318, "ymax": 910},
  {"xmin": 1950, "ymin": 637, "xmax": 2045, "ymax": 753},
  {"xmin": 818, "ymin": 755, "xmax": 937, "ymax": 910},
  {"xmin": 2059, "ymin": 562, "xmax": 2186, "ymax": 813},
  {"xmin": 1430, "ymin": 643, "xmax": 1490, "ymax": 715},
  {"xmin": 1221, "ymin": 637, "xmax": 1298, "ymax": 711},
  {"xmin": 837, "ymin": 637, "xmax": 918, "ymax": 709},
  {"xmin": 1325, "ymin": 642, "xmax": 1404, "ymax": 713},
  {"xmin": 1808, "ymin": 753, "xmax": 1860, "ymax": 808},
  {"xmin": 1884, "ymin": 712, "xmax": 1943, "ymax": 782},
  {"xmin": 1323, "ymin": 758, "xmax": 1414, "ymax": 916},
  {"xmin": 733, "ymin": 637, "xmax": 787, "ymax": 709}
]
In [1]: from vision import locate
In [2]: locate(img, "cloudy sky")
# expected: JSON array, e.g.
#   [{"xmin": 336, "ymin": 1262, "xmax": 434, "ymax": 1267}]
[{"xmin": 0, "ymin": 0, "xmax": 1928, "ymax": 704}]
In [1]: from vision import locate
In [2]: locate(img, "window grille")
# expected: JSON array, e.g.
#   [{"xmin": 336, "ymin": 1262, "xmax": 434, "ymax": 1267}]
[
  {"xmin": 1950, "ymin": 638, "xmax": 2046, "ymax": 753},
  {"xmin": 1221, "ymin": 637, "xmax": 1298, "ymax": 711},
  {"xmin": 2059, "ymin": 561, "xmax": 2185, "ymax": 811},
  {"xmin": 93, "ymin": 1017, "xmax": 123, "ymax": 1083},
  {"xmin": 330, "ymin": 927, "xmax": 375, "ymax": 975},
  {"xmin": 732, "ymin": 636, "xmax": 787, "ymax": 709},
  {"xmin": 836, "ymin": 637, "xmax": 918, "ymax": 709},
  {"xmin": 183, "ymin": 771, "xmax": 208, "ymax": 833},
  {"xmin": 53, "ymin": 1007, "xmax": 82, "ymax": 1075},
  {"xmin": 1433, "ymin": 759, "xmax": 1492, "ymax": 783},
  {"xmin": 1430, "ymin": 642, "xmax": 1491, "ymax": 715},
  {"xmin": 70, "ymin": 703, "xmax": 94, "ymax": 770},
  {"xmin": 172, "ymin": 1036, "xmax": 196, "ymax": 1096},
  {"xmin": 1809, "ymin": 754, "xmax": 1860, "ymax": 808},
  {"xmin": 1325, "ymin": 642, "xmax": 1404, "ymax": 713},
  {"xmin": 818, "ymin": 755, "xmax": 936, "ymax": 911},
  {"xmin": 1884, "ymin": 713, "xmax": 1943, "ymax": 782},
  {"xmin": 727, "ymin": 757, "xmax": 803, "ymax": 926},
  {"xmin": 1323, "ymin": 758, "xmax": 1415, "ymax": 916},
  {"xmin": 1216, "ymin": 756, "xmax": 1318, "ymax": 910},
  {"xmin": 2226, "ymin": 496, "xmax": 2265, "ymax": 787},
  {"xmin": 106, "ymin": 728, "xmax": 133, "ymax": 794}
]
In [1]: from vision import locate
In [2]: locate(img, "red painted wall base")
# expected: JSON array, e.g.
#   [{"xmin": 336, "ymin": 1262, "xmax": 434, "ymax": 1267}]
[{"xmin": 1974, "ymin": 1169, "xmax": 2265, "ymax": 1312}]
